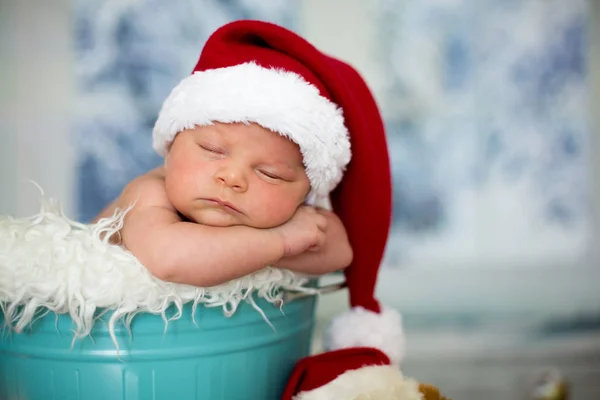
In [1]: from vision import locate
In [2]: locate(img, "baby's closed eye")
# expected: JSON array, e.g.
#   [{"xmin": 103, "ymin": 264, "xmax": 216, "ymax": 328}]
[
  {"xmin": 198, "ymin": 143, "xmax": 225, "ymax": 154},
  {"xmin": 258, "ymin": 169, "xmax": 283, "ymax": 180}
]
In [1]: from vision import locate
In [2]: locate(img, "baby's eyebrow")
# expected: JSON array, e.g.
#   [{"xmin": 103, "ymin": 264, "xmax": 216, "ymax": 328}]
[
  {"xmin": 198, "ymin": 127, "xmax": 221, "ymax": 139},
  {"xmin": 259, "ymin": 162, "xmax": 300, "ymax": 176},
  {"xmin": 271, "ymin": 161, "xmax": 302, "ymax": 171}
]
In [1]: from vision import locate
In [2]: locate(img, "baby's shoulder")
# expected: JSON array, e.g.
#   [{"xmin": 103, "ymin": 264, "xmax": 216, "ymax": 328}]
[{"xmin": 121, "ymin": 170, "xmax": 171, "ymax": 209}]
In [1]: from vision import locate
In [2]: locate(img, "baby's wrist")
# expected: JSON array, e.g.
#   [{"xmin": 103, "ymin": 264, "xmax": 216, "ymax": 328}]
[{"xmin": 267, "ymin": 226, "xmax": 288, "ymax": 260}]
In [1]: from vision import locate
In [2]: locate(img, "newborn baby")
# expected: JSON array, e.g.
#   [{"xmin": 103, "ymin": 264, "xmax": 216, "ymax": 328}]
[{"xmin": 95, "ymin": 122, "xmax": 353, "ymax": 287}]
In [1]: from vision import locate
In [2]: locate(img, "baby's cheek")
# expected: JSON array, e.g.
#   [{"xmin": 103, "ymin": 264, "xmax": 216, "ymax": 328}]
[
  {"xmin": 257, "ymin": 193, "xmax": 297, "ymax": 219},
  {"xmin": 175, "ymin": 161, "xmax": 209, "ymax": 187}
]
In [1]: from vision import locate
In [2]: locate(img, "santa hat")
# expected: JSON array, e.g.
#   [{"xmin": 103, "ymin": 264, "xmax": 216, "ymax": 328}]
[
  {"xmin": 282, "ymin": 347, "xmax": 421, "ymax": 400},
  {"xmin": 152, "ymin": 17, "xmax": 404, "ymax": 381}
]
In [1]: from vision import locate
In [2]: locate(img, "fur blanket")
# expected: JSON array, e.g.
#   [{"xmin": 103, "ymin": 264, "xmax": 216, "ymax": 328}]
[{"xmin": 0, "ymin": 196, "xmax": 314, "ymax": 346}]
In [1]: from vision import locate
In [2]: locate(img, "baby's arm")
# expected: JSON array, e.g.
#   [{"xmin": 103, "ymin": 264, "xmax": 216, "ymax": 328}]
[
  {"xmin": 274, "ymin": 208, "xmax": 353, "ymax": 275},
  {"xmin": 118, "ymin": 178, "xmax": 286, "ymax": 287}
]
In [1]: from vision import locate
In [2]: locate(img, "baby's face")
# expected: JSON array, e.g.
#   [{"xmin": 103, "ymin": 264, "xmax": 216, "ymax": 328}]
[{"xmin": 164, "ymin": 122, "xmax": 310, "ymax": 228}]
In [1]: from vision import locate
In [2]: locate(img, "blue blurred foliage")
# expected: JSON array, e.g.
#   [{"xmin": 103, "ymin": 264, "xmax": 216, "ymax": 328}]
[{"xmin": 379, "ymin": 0, "xmax": 589, "ymax": 236}]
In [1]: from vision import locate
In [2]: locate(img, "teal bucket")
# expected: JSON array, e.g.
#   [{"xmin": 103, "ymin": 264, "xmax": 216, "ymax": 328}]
[{"xmin": 0, "ymin": 295, "xmax": 316, "ymax": 400}]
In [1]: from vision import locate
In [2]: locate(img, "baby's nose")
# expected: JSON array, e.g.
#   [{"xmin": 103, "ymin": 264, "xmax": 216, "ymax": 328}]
[{"xmin": 214, "ymin": 166, "xmax": 247, "ymax": 192}]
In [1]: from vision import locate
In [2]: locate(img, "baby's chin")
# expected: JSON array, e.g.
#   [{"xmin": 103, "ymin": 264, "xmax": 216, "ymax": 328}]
[
  {"xmin": 184, "ymin": 211, "xmax": 284, "ymax": 229},
  {"xmin": 196, "ymin": 218, "xmax": 273, "ymax": 229},
  {"xmin": 181, "ymin": 208, "xmax": 251, "ymax": 228},
  {"xmin": 187, "ymin": 214, "xmax": 241, "ymax": 227}
]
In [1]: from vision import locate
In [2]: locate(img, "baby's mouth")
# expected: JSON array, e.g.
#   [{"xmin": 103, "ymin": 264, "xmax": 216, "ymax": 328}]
[{"xmin": 202, "ymin": 198, "xmax": 242, "ymax": 214}]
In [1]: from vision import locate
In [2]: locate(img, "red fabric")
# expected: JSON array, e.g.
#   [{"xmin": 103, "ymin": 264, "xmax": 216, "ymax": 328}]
[
  {"xmin": 194, "ymin": 20, "xmax": 334, "ymax": 101},
  {"xmin": 326, "ymin": 57, "xmax": 392, "ymax": 313},
  {"xmin": 281, "ymin": 347, "xmax": 391, "ymax": 400},
  {"xmin": 193, "ymin": 20, "xmax": 393, "ymax": 315}
]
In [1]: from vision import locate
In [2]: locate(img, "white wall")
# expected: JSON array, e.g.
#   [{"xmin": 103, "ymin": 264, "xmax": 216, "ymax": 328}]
[{"xmin": 0, "ymin": 0, "xmax": 76, "ymax": 217}]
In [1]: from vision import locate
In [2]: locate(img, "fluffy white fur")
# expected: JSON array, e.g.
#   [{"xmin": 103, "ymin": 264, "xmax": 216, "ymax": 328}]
[
  {"xmin": 293, "ymin": 365, "xmax": 422, "ymax": 400},
  {"xmin": 0, "ymin": 196, "xmax": 315, "ymax": 347},
  {"xmin": 324, "ymin": 306, "xmax": 405, "ymax": 365},
  {"xmin": 152, "ymin": 62, "xmax": 351, "ymax": 205}
]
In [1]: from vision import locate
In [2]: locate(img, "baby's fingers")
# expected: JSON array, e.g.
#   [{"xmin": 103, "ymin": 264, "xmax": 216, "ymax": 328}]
[
  {"xmin": 315, "ymin": 214, "xmax": 328, "ymax": 232},
  {"xmin": 308, "ymin": 231, "xmax": 326, "ymax": 252}
]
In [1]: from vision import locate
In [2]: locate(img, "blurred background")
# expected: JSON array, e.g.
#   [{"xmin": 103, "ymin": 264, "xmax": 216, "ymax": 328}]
[{"xmin": 1, "ymin": 0, "xmax": 599, "ymax": 398}]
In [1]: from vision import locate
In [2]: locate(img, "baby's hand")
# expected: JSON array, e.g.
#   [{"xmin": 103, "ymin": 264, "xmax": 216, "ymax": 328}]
[{"xmin": 274, "ymin": 206, "xmax": 327, "ymax": 257}]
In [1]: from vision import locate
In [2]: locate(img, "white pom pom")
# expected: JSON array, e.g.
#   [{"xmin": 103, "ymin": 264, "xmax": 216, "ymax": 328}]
[{"xmin": 323, "ymin": 306, "xmax": 405, "ymax": 365}]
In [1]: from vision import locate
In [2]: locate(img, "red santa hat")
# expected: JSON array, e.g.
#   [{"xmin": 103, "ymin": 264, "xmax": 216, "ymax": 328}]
[
  {"xmin": 282, "ymin": 348, "xmax": 421, "ymax": 400},
  {"xmin": 152, "ymin": 18, "xmax": 404, "ymax": 390}
]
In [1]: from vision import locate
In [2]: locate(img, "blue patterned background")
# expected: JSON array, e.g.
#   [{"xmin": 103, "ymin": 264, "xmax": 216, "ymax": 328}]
[{"xmin": 376, "ymin": 0, "xmax": 591, "ymax": 269}]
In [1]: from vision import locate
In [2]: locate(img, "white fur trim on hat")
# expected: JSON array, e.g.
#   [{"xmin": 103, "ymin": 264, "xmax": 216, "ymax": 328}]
[
  {"xmin": 323, "ymin": 306, "xmax": 405, "ymax": 365},
  {"xmin": 293, "ymin": 365, "xmax": 421, "ymax": 400},
  {"xmin": 152, "ymin": 62, "xmax": 351, "ymax": 202}
]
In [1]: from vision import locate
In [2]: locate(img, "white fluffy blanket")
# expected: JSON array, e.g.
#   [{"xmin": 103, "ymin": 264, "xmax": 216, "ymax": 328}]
[{"xmin": 0, "ymin": 196, "xmax": 313, "ymax": 346}]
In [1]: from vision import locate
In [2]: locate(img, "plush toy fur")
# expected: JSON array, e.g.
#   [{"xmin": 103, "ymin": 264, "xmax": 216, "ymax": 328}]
[
  {"xmin": 418, "ymin": 383, "xmax": 450, "ymax": 400},
  {"xmin": 293, "ymin": 364, "xmax": 450, "ymax": 400}
]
